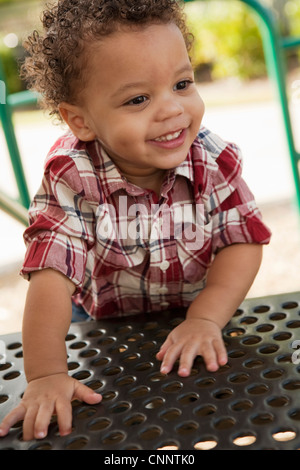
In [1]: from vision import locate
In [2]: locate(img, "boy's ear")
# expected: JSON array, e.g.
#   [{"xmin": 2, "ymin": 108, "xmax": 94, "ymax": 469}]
[{"xmin": 59, "ymin": 102, "xmax": 96, "ymax": 141}]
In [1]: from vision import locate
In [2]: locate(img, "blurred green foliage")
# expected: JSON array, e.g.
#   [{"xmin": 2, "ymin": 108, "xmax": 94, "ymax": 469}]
[
  {"xmin": 1, "ymin": 0, "xmax": 300, "ymax": 93},
  {"xmin": 185, "ymin": 2, "xmax": 266, "ymax": 81}
]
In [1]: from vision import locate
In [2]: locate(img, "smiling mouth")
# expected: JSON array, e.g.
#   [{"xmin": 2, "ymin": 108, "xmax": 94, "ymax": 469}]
[{"xmin": 153, "ymin": 129, "xmax": 183, "ymax": 142}]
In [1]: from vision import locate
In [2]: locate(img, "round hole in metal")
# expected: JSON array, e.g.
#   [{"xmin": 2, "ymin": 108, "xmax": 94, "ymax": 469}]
[
  {"xmin": 98, "ymin": 336, "xmax": 116, "ymax": 346},
  {"xmin": 90, "ymin": 357, "xmax": 110, "ymax": 367},
  {"xmin": 228, "ymin": 349, "xmax": 246, "ymax": 359},
  {"xmin": 247, "ymin": 383, "xmax": 269, "ymax": 395},
  {"xmin": 115, "ymin": 375, "xmax": 136, "ymax": 386},
  {"xmin": 138, "ymin": 341, "xmax": 156, "ymax": 350},
  {"xmin": 272, "ymin": 429, "xmax": 297, "ymax": 442},
  {"xmin": 126, "ymin": 333, "xmax": 144, "ymax": 342},
  {"xmin": 109, "ymin": 401, "xmax": 131, "ymax": 413},
  {"xmin": 162, "ymin": 381, "xmax": 183, "ymax": 393},
  {"xmin": 281, "ymin": 301, "xmax": 298, "ymax": 309},
  {"xmin": 267, "ymin": 395, "xmax": 290, "ymax": 407},
  {"xmin": 123, "ymin": 413, "xmax": 146, "ymax": 426},
  {"xmin": 101, "ymin": 390, "xmax": 118, "ymax": 401},
  {"xmin": 282, "ymin": 379, "xmax": 300, "ymax": 390},
  {"xmin": 228, "ymin": 372, "xmax": 250, "ymax": 384},
  {"xmin": 258, "ymin": 344, "xmax": 280, "ymax": 354},
  {"xmin": 250, "ymin": 412, "xmax": 274, "ymax": 425},
  {"xmin": 86, "ymin": 379, "xmax": 103, "ymax": 391},
  {"xmin": 64, "ymin": 436, "xmax": 88, "ymax": 450},
  {"xmin": 253, "ymin": 305, "xmax": 270, "ymax": 313},
  {"xmin": 134, "ymin": 361, "xmax": 153, "ymax": 371},
  {"xmin": 7, "ymin": 342, "xmax": 22, "ymax": 350},
  {"xmin": 102, "ymin": 431, "xmax": 126, "ymax": 445},
  {"xmin": 67, "ymin": 361, "xmax": 80, "ymax": 371},
  {"xmin": 226, "ymin": 328, "xmax": 245, "ymax": 337},
  {"xmin": 269, "ymin": 312, "xmax": 286, "ymax": 321},
  {"xmin": 256, "ymin": 323, "xmax": 274, "ymax": 333},
  {"xmin": 239, "ymin": 316, "xmax": 257, "ymax": 325},
  {"xmin": 109, "ymin": 344, "xmax": 128, "ymax": 354},
  {"xmin": 75, "ymin": 406, "xmax": 97, "ymax": 420},
  {"xmin": 213, "ymin": 388, "xmax": 233, "ymax": 400},
  {"xmin": 194, "ymin": 404, "xmax": 217, "ymax": 417},
  {"xmin": 213, "ymin": 416, "xmax": 236, "ymax": 430},
  {"xmin": 0, "ymin": 362, "xmax": 12, "ymax": 371},
  {"xmin": 69, "ymin": 341, "xmax": 87, "ymax": 349},
  {"xmin": 194, "ymin": 439, "xmax": 217, "ymax": 450},
  {"xmin": 157, "ymin": 443, "xmax": 179, "ymax": 450},
  {"xmin": 87, "ymin": 328, "xmax": 106, "ymax": 337},
  {"xmin": 262, "ymin": 368, "xmax": 284, "ymax": 379},
  {"xmin": 241, "ymin": 335, "xmax": 262, "ymax": 345},
  {"xmin": 177, "ymin": 392, "xmax": 199, "ymax": 405},
  {"xmin": 122, "ymin": 353, "xmax": 140, "ymax": 363},
  {"xmin": 288, "ymin": 409, "xmax": 300, "ymax": 421},
  {"xmin": 144, "ymin": 397, "xmax": 165, "ymax": 409},
  {"xmin": 273, "ymin": 332, "xmax": 292, "ymax": 341},
  {"xmin": 102, "ymin": 366, "xmax": 122, "ymax": 376},
  {"xmin": 148, "ymin": 372, "xmax": 167, "ymax": 382},
  {"xmin": 3, "ymin": 371, "xmax": 21, "ymax": 380},
  {"xmin": 159, "ymin": 408, "xmax": 182, "ymax": 422},
  {"xmin": 232, "ymin": 433, "xmax": 256, "ymax": 447},
  {"xmin": 79, "ymin": 349, "xmax": 99, "ymax": 358},
  {"xmin": 230, "ymin": 399, "xmax": 253, "ymax": 412},
  {"xmin": 29, "ymin": 442, "xmax": 53, "ymax": 450},
  {"xmin": 129, "ymin": 385, "xmax": 150, "ymax": 398},
  {"xmin": 72, "ymin": 370, "xmax": 91, "ymax": 381},
  {"xmin": 139, "ymin": 426, "xmax": 162, "ymax": 441},
  {"xmin": 194, "ymin": 377, "xmax": 216, "ymax": 388},
  {"xmin": 88, "ymin": 417, "xmax": 111, "ymax": 431},
  {"xmin": 176, "ymin": 421, "xmax": 199, "ymax": 435},
  {"xmin": 286, "ymin": 320, "xmax": 300, "ymax": 328},
  {"xmin": 0, "ymin": 395, "xmax": 9, "ymax": 404}
]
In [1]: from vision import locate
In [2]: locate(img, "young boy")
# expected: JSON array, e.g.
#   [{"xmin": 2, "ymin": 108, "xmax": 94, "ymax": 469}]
[{"xmin": 0, "ymin": 0, "xmax": 271, "ymax": 441}]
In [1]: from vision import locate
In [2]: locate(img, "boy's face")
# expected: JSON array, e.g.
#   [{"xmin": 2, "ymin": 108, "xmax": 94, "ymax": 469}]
[{"xmin": 66, "ymin": 23, "xmax": 204, "ymax": 182}]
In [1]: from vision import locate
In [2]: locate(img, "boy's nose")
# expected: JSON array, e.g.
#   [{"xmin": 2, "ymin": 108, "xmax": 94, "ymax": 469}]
[{"xmin": 155, "ymin": 96, "xmax": 184, "ymax": 121}]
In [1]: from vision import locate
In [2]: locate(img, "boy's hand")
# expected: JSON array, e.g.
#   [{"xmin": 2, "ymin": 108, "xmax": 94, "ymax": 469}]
[
  {"xmin": 0, "ymin": 373, "xmax": 102, "ymax": 441},
  {"xmin": 156, "ymin": 318, "xmax": 228, "ymax": 376}
]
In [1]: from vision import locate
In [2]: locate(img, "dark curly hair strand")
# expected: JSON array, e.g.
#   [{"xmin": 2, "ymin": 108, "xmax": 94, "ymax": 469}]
[{"xmin": 21, "ymin": 0, "xmax": 193, "ymax": 121}]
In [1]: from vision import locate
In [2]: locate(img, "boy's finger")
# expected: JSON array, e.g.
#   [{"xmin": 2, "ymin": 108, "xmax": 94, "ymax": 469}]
[
  {"xmin": 156, "ymin": 337, "xmax": 172, "ymax": 360},
  {"xmin": 34, "ymin": 401, "xmax": 55, "ymax": 439},
  {"xmin": 178, "ymin": 342, "xmax": 200, "ymax": 377},
  {"xmin": 0, "ymin": 404, "xmax": 26, "ymax": 437}
]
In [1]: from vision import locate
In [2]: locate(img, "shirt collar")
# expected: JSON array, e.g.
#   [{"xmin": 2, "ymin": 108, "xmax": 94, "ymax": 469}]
[{"xmin": 95, "ymin": 142, "xmax": 194, "ymax": 198}]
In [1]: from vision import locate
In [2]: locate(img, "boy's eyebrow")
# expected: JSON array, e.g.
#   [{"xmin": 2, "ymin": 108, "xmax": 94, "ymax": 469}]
[{"xmin": 112, "ymin": 64, "xmax": 194, "ymax": 99}]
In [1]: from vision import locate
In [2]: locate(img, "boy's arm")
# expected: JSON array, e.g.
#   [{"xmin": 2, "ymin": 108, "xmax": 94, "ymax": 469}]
[
  {"xmin": 156, "ymin": 243, "xmax": 263, "ymax": 376},
  {"xmin": 0, "ymin": 269, "xmax": 101, "ymax": 441}
]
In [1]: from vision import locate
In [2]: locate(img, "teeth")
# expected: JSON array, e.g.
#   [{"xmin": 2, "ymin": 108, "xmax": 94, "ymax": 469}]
[{"xmin": 154, "ymin": 130, "xmax": 182, "ymax": 142}]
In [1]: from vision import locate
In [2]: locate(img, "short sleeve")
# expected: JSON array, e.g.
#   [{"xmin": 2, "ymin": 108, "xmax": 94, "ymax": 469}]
[
  {"xmin": 209, "ymin": 142, "xmax": 271, "ymax": 253},
  {"xmin": 20, "ymin": 155, "xmax": 96, "ymax": 290}
]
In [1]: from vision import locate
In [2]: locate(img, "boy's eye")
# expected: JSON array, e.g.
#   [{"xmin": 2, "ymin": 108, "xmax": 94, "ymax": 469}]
[
  {"xmin": 174, "ymin": 80, "xmax": 193, "ymax": 91},
  {"xmin": 126, "ymin": 95, "xmax": 147, "ymax": 106}
]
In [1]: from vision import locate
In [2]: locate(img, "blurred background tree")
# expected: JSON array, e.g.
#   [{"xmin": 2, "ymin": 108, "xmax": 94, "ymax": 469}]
[{"xmin": 0, "ymin": 0, "xmax": 300, "ymax": 93}]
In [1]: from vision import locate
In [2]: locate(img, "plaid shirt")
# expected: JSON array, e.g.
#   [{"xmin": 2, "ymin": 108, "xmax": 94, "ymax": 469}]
[{"xmin": 21, "ymin": 127, "xmax": 271, "ymax": 318}]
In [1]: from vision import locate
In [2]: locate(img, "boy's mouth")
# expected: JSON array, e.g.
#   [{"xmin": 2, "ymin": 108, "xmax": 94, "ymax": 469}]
[{"xmin": 153, "ymin": 129, "xmax": 183, "ymax": 142}]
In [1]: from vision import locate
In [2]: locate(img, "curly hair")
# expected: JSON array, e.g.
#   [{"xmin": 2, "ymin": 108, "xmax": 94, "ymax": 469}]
[{"xmin": 21, "ymin": 0, "xmax": 193, "ymax": 121}]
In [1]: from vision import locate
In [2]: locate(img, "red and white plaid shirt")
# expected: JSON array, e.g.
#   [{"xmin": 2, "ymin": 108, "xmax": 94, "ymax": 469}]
[{"xmin": 21, "ymin": 127, "xmax": 271, "ymax": 319}]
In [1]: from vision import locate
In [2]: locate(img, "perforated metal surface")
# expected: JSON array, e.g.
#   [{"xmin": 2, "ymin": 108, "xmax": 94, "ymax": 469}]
[{"xmin": 1, "ymin": 292, "xmax": 300, "ymax": 450}]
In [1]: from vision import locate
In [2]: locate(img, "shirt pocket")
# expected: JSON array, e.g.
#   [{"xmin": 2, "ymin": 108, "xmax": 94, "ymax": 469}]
[
  {"xmin": 176, "ymin": 215, "xmax": 213, "ymax": 284},
  {"xmin": 94, "ymin": 204, "xmax": 147, "ymax": 273}
]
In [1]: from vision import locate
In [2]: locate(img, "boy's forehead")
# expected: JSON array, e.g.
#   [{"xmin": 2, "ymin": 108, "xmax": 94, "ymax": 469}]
[{"xmin": 87, "ymin": 23, "xmax": 190, "ymax": 87}]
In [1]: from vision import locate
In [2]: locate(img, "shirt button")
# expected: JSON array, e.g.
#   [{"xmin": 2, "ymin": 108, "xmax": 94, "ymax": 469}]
[
  {"xmin": 160, "ymin": 302, "xmax": 170, "ymax": 309},
  {"xmin": 158, "ymin": 286, "xmax": 169, "ymax": 294},
  {"xmin": 159, "ymin": 260, "xmax": 170, "ymax": 271}
]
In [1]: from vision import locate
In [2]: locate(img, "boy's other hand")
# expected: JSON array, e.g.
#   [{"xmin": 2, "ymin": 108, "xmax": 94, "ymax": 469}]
[
  {"xmin": 156, "ymin": 318, "xmax": 228, "ymax": 376},
  {"xmin": 0, "ymin": 373, "xmax": 102, "ymax": 441}
]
